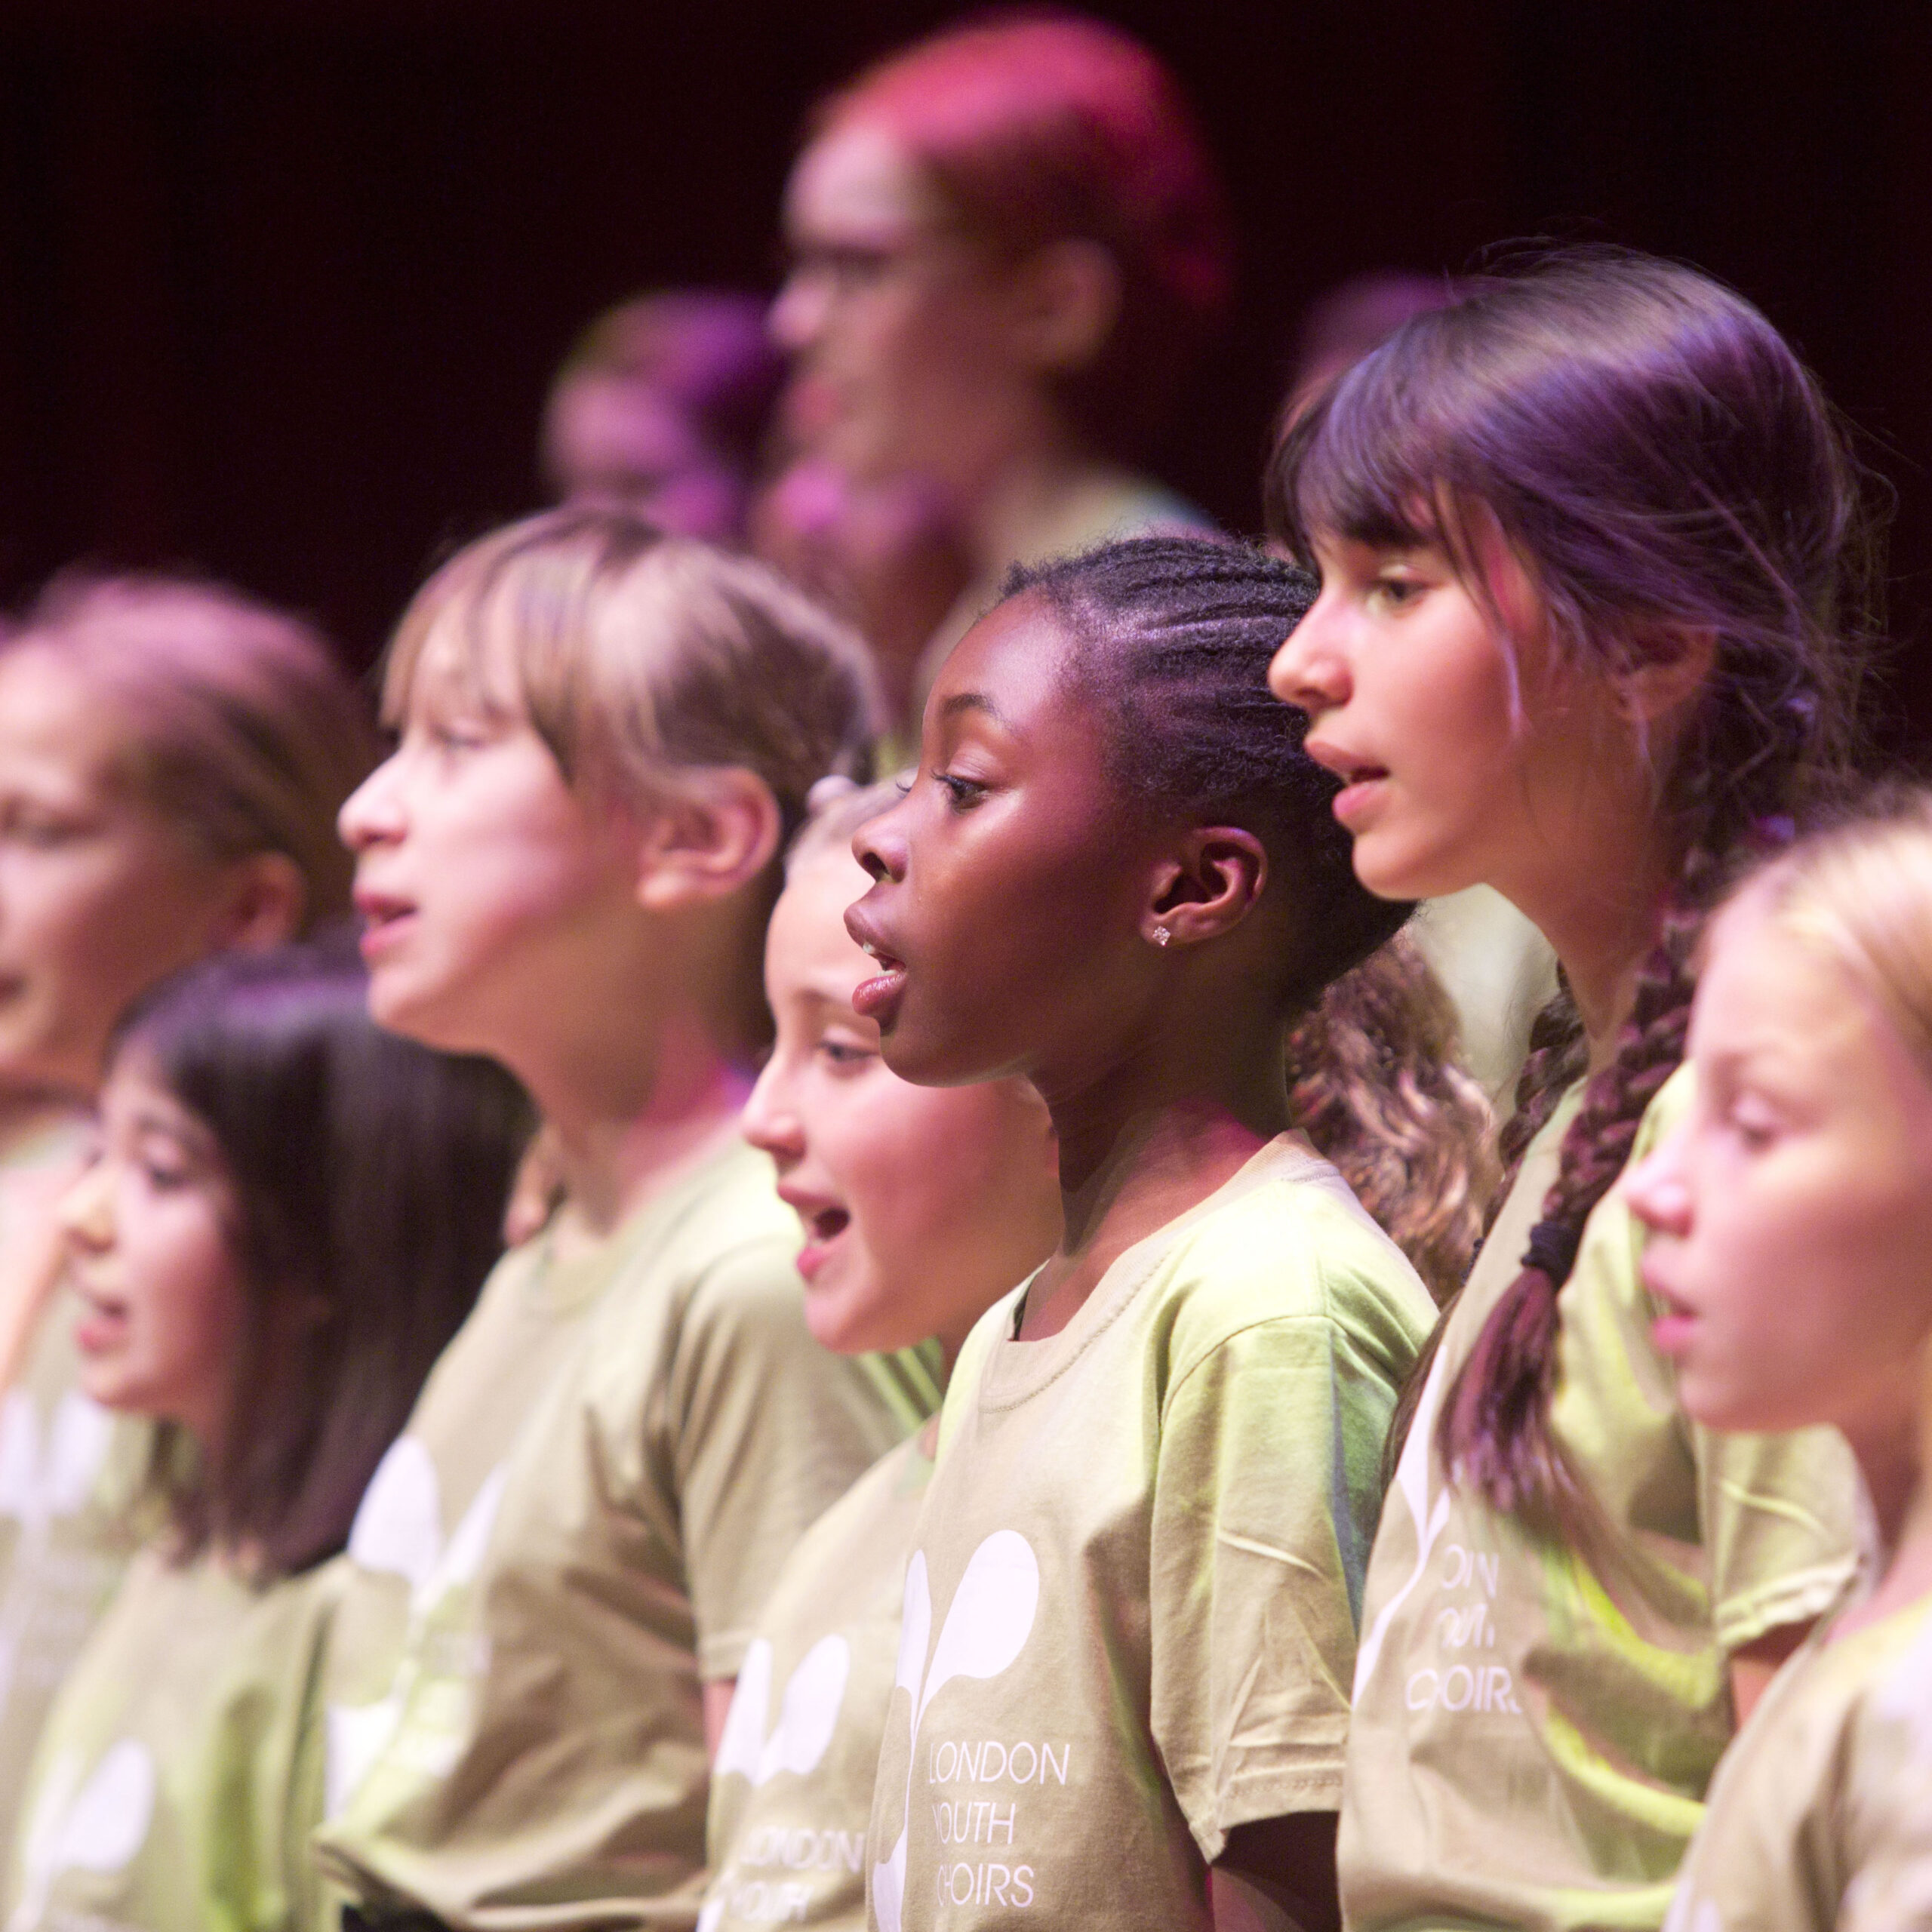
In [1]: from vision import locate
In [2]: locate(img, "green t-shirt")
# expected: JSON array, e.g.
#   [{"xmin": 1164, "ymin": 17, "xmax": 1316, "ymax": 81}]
[
  {"xmin": 702, "ymin": 1429, "xmax": 937, "ymax": 1932},
  {"xmin": 1666, "ymin": 1583, "xmax": 1932, "ymax": 1932},
  {"xmin": 315, "ymin": 1138, "xmax": 936, "ymax": 1931},
  {"xmin": 320, "ymin": 1180, "xmax": 689, "ymax": 1822},
  {"xmin": 866, "ymin": 1134, "xmax": 1438, "ymax": 1932},
  {"xmin": 1337, "ymin": 1067, "xmax": 1863, "ymax": 1932},
  {"xmin": 5, "ymin": 1543, "xmax": 343, "ymax": 1932}
]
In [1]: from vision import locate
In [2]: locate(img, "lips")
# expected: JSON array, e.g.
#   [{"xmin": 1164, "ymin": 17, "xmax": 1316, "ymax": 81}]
[
  {"xmin": 353, "ymin": 887, "xmax": 418, "ymax": 961},
  {"xmin": 1304, "ymin": 737, "xmax": 1392, "ymax": 830},
  {"xmin": 1640, "ymin": 1257, "xmax": 1697, "ymax": 1355},
  {"xmin": 778, "ymin": 1186, "xmax": 853, "ymax": 1283},
  {"xmin": 843, "ymin": 901, "xmax": 908, "ymax": 1029},
  {"xmin": 71, "ymin": 1287, "xmax": 128, "ymax": 1358}
]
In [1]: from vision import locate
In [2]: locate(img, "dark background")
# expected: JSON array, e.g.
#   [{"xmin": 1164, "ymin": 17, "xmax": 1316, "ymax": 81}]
[{"xmin": 0, "ymin": 1, "xmax": 1925, "ymax": 749}]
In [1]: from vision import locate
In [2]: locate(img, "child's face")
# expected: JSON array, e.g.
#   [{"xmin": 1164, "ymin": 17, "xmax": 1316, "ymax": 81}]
[
  {"xmin": 0, "ymin": 650, "xmax": 248, "ymax": 1097},
  {"xmin": 847, "ymin": 594, "xmax": 1159, "ymax": 1089},
  {"xmin": 59, "ymin": 1054, "xmax": 246, "ymax": 1447},
  {"xmin": 338, "ymin": 620, "xmax": 647, "ymax": 1060},
  {"xmin": 744, "ymin": 841, "xmax": 1059, "ymax": 1358},
  {"xmin": 1624, "ymin": 897, "xmax": 1932, "ymax": 1447},
  {"xmin": 1267, "ymin": 531, "xmax": 1627, "ymax": 905}
]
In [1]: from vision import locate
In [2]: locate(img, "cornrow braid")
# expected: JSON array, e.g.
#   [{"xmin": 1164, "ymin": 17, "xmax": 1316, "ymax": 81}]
[{"xmin": 1007, "ymin": 533, "xmax": 1496, "ymax": 1301}]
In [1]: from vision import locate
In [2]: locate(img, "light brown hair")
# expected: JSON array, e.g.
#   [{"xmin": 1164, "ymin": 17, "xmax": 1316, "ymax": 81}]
[{"xmin": 8, "ymin": 573, "xmax": 377, "ymax": 927}]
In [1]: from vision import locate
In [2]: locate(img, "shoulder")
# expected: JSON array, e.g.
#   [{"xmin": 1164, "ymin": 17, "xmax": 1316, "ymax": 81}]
[{"xmin": 1154, "ymin": 1152, "xmax": 1435, "ymax": 1377}]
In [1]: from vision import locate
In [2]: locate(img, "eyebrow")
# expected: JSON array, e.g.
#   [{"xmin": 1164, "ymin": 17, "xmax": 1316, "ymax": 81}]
[{"xmin": 937, "ymin": 691, "xmax": 1004, "ymax": 728}]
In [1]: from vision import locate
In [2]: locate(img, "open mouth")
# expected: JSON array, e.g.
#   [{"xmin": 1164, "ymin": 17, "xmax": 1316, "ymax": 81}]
[
  {"xmin": 788, "ymin": 1201, "xmax": 852, "ymax": 1281},
  {"xmin": 353, "ymin": 891, "xmax": 418, "ymax": 958},
  {"xmin": 72, "ymin": 1287, "xmax": 128, "ymax": 1356},
  {"xmin": 844, "ymin": 906, "xmax": 909, "ymax": 1026}
]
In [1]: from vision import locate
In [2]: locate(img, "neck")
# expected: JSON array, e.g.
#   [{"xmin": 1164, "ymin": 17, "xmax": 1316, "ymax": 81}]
[
  {"xmin": 958, "ymin": 426, "xmax": 1144, "ymax": 586},
  {"xmin": 1020, "ymin": 1009, "xmax": 1291, "ymax": 1340},
  {"xmin": 520, "ymin": 1008, "xmax": 752, "ymax": 1244},
  {"xmin": 1841, "ymin": 1431, "xmax": 1932, "ymax": 1634},
  {"xmin": 1503, "ymin": 815, "xmax": 1679, "ymax": 1070}
]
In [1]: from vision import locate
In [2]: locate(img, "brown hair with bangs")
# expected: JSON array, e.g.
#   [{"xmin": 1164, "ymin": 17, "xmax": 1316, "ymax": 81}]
[
  {"xmin": 115, "ymin": 942, "xmax": 531, "ymax": 1577},
  {"xmin": 383, "ymin": 506, "xmax": 878, "ymax": 848},
  {"xmin": 1266, "ymin": 248, "xmax": 1881, "ymax": 1516}
]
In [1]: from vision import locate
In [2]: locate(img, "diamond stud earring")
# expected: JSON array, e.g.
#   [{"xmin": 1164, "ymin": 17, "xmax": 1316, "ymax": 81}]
[{"xmin": 1152, "ymin": 925, "xmax": 1172, "ymax": 947}]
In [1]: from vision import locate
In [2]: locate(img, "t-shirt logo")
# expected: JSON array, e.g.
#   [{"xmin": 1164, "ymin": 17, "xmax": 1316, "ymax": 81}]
[
  {"xmin": 324, "ymin": 1439, "xmax": 509, "ymax": 1815},
  {"xmin": 1352, "ymin": 1348, "xmax": 1452, "ymax": 1699},
  {"xmin": 874, "ymin": 1532, "xmax": 1038, "ymax": 1932},
  {"xmin": 8, "ymin": 1739, "xmax": 155, "ymax": 1932},
  {"xmin": 0, "ymin": 1391, "xmax": 112, "ymax": 1534},
  {"xmin": 714, "ymin": 1633, "xmax": 850, "ymax": 1788}
]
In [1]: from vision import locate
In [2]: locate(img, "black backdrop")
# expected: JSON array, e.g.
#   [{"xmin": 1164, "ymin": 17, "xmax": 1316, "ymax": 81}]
[{"xmin": 0, "ymin": 0, "xmax": 1925, "ymax": 749}]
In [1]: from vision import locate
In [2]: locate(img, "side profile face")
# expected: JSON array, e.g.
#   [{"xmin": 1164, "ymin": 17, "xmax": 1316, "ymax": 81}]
[
  {"xmin": 0, "ymin": 648, "xmax": 251, "ymax": 1097},
  {"xmin": 771, "ymin": 118, "xmax": 1039, "ymax": 492},
  {"xmin": 60, "ymin": 1052, "xmax": 248, "ymax": 1447},
  {"xmin": 1267, "ymin": 531, "xmax": 1635, "ymax": 906},
  {"xmin": 337, "ymin": 617, "xmax": 648, "ymax": 1062},
  {"xmin": 845, "ymin": 593, "xmax": 1161, "ymax": 1091},
  {"xmin": 743, "ymin": 839, "xmax": 1059, "ymax": 1356},
  {"xmin": 544, "ymin": 374, "xmax": 744, "ymax": 541},
  {"xmin": 1624, "ymin": 894, "xmax": 1932, "ymax": 1447}
]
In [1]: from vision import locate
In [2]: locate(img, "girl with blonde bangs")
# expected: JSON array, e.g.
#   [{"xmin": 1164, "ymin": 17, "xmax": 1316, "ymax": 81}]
[
  {"xmin": 314, "ymin": 506, "xmax": 929, "ymax": 1932},
  {"xmin": 0, "ymin": 573, "xmax": 375, "ymax": 1875},
  {"xmin": 1620, "ymin": 793, "xmax": 1932, "ymax": 1931}
]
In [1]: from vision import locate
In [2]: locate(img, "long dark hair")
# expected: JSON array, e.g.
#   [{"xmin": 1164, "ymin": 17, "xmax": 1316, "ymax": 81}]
[
  {"xmin": 1269, "ymin": 248, "xmax": 1879, "ymax": 1515},
  {"xmin": 115, "ymin": 940, "xmax": 531, "ymax": 1574},
  {"xmin": 1008, "ymin": 534, "xmax": 1495, "ymax": 1298}
]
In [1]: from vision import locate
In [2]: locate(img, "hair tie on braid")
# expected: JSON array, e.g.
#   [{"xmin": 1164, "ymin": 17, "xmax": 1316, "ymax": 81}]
[{"xmin": 1521, "ymin": 1219, "xmax": 1581, "ymax": 1286}]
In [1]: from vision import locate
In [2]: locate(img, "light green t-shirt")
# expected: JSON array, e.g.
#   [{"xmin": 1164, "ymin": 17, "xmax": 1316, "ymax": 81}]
[
  {"xmin": 1666, "ymin": 1583, "xmax": 1932, "ymax": 1932},
  {"xmin": 1338, "ymin": 1067, "xmax": 1863, "ymax": 1932},
  {"xmin": 0, "ymin": 1117, "xmax": 151, "ymax": 1880},
  {"xmin": 316, "ymin": 1138, "xmax": 936, "ymax": 1932},
  {"xmin": 866, "ymin": 1134, "xmax": 1437, "ymax": 1932},
  {"xmin": 320, "ymin": 1183, "xmax": 687, "ymax": 1823},
  {"xmin": 5, "ymin": 1543, "xmax": 343, "ymax": 1932},
  {"xmin": 702, "ymin": 1428, "xmax": 937, "ymax": 1932}
]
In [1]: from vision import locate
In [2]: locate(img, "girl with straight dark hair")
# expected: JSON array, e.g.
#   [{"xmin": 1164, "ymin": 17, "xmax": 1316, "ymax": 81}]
[{"xmin": 3, "ymin": 945, "xmax": 526, "ymax": 1932}]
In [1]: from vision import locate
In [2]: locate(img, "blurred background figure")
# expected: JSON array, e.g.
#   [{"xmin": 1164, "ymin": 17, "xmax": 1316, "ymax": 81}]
[
  {"xmin": 748, "ymin": 457, "xmax": 968, "ymax": 749},
  {"xmin": 771, "ymin": 16, "xmax": 1232, "ymax": 713},
  {"xmin": 1274, "ymin": 271, "xmax": 1559, "ymax": 1109},
  {"xmin": 540, "ymin": 291, "xmax": 783, "ymax": 541}
]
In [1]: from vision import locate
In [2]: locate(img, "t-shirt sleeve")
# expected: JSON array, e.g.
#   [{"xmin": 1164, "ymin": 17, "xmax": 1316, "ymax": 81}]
[
  {"xmin": 669, "ymin": 1238, "xmax": 915, "ymax": 1681},
  {"xmin": 1693, "ymin": 1417, "xmax": 1863, "ymax": 1654},
  {"xmin": 1149, "ymin": 1294, "xmax": 1401, "ymax": 1863}
]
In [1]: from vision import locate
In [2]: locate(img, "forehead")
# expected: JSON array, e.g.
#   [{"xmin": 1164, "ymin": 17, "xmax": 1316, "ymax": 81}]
[
  {"xmin": 770, "ymin": 843, "xmax": 871, "ymax": 974},
  {"xmin": 931, "ymin": 592, "xmax": 1078, "ymax": 725},
  {"xmin": 786, "ymin": 118, "xmax": 948, "ymax": 238},
  {"xmin": 0, "ymin": 648, "xmax": 133, "ymax": 789},
  {"xmin": 1694, "ymin": 900, "xmax": 1881, "ymax": 1078},
  {"xmin": 386, "ymin": 603, "xmax": 524, "ymax": 724}
]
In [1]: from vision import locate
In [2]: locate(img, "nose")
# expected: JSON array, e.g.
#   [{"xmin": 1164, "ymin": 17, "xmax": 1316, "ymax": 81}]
[
  {"xmin": 338, "ymin": 750, "xmax": 405, "ymax": 854},
  {"xmin": 768, "ymin": 266, "xmax": 826, "ymax": 356},
  {"xmin": 1622, "ymin": 1127, "xmax": 1692, "ymax": 1238},
  {"xmin": 851, "ymin": 803, "xmax": 908, "ymax": 885},
  {"xmin": 742, "ymin": 1054, "xmax": 805, "ymax": 1167},
  {"xmin": 57, "ymin": 1155, "xmax": 114, "ymax": 1257},
  {"xmin": 1269, "ymin": 589, "xmax": 1353, "ymax": 715}
]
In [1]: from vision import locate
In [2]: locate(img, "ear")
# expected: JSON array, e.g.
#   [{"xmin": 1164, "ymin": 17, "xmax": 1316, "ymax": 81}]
[
  {"xmin": 1140, "ymin": 827, "xmax": 1269, "ymax": 948},
  {"xmin": 1008, "ymin": 238, "xmax": 1121, "ymax": 377},
  {"xmin": 634, "ymin": 770, "xmax": 783, "ymax": 913},
  {"xmin": 215, "ymin": 852, "xmax": 307, "ymax": 952},
  {"xmin": 1616, "ymin": 623, "xmax": 1719, "ymax": 726}
]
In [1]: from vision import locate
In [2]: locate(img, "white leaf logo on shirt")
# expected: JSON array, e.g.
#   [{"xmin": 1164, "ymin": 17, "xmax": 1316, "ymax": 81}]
[
  {"xmin": 8, "ymin": 1740, "xmax": 155, "ymax": 1932},
  {"xmin": 1352, "ymin": 1346, "xmax": 1452, "ymax": 1699},
  {"xmin": 323, "ymin": 1447, "xmax": 509, "ymax": 1815},
  {"xmin": 873, "ymin": 1532, "xmax": 1038, "ymax": 1932},
  {"xmin": 715, "ymin": 1633, "xmax": 851, "ymax": 1788},
  {"xmin": 0, "ymin": 1391, "xmax": 114, "ymax": 1532}
]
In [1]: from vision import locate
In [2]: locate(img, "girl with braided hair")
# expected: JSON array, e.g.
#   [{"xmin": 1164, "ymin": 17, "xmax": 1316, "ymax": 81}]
[
  {"xmin": 847, "ymin": 533, "xmax": 1488, "ymax": 1932},
  {"xmin": 1266, "ymin": 247, "xmax": 1878, "ymax": 1932}
]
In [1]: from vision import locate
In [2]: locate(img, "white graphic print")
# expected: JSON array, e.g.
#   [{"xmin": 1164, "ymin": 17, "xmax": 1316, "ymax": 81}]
[
  {"xmin": 323, "ymin": 1444, "xmax": 509, "ymax": 1814},
  {"xmin": 1352, "ymin": 1348, "xmax": 1451, "ymax": 1698},
  {"xmin": 874, "ymin": 1533, "xmax": 1038, "ymax": 1932},
  {"xmin": 715, "ymin": 1633, "xmax": 851, "ymax": 1788},
  {"xmin": 0, "ymin": 1390, "xmax": 117, "ymax": 1724},
  {"xmin": 0, "ymin": 1392, "xmax": 113, "ymax": 1534},
  {"xmin": 8, "ymin": 1740, "xmax": 156, "ymax": 1932}
]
